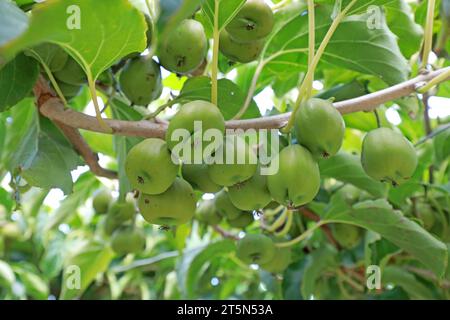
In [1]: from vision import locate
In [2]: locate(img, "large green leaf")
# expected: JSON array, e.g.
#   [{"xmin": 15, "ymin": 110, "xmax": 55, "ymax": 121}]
[
  {"xmin": 385, "ymin": 0, "xmax": 423, "ymax": 58},
  {"xmin": 60, "ymin": 241, "xmax": 114, "ymax": 300},
  {"xmin": 0, "ymin": 0, "xmax": 147, "ymax": 80},
  {"xmin": 177, "ymin": 240, "xmax": 236, "ymax": 298},
  {"xmin": 266, "ymin": 6, "xmax": 409, "ymax": 85},
  {"xmin": 0, "ymin": 53, "xmax": 39, "ymax": 112},
  {"xmin": 319, "ymin": 152, "xmax": 387, "ymax": 198},
  {"xmin": 383, "ymin": 266, "xmax": 435, "ymax": 300},
  {"xmin": 301, "ymin": 245, "xmax": 338, "ymax": 299},
  {"xmin": 324, "ymin": 198, "xmax": 449, "ymax": 278},
  {"xmin": 178, "ymin": 76, "xmax": 260, "ymax": 120},
  {"xmin": 8, "ymin": 110, "xmax": 82, "ymax": 194}
]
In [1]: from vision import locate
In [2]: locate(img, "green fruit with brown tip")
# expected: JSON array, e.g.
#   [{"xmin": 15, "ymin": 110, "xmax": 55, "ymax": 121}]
[
  {"xmin": 196, "ymin": 200, "xmax": 222, "ymax": 225},
  {"xmin": 214, "ymin": 190, "xmax": 242, "ymax": 220},
  {"xmin": 125, "ymin": 138, "xmax": 178, "ymax": 195},
  {"xmin": 332, "ymin": 224, "xmax": 362, "ymax": 249},
  {"xmin": 119, "ymin": 55, "xmax": 162, "ymax": 106},
  {"xmin": 267, "ymin": 145, "xmax": 320, "ymax": 207},
  {"xmin": 226, "ymin": 0, "xmax": 274, "ymax": 42},
  {"xmin": 92, "ymin": 189, "xmax": 112, "ymax": 214},
  {"xmin": 166, "ymin": 100, "xmax": 225, "ymax": 163},
  {"xmin": 54, "ymin": 57, "xmax": 87, "ymax": 85},
  {"xmin": 236, "ymin": 234, "xmax": 275, "ymax": 265},
  {"xmin": 259, "ymin": 247, "xmax": 291, "ymax": 273},
  {"xmin": 228, "ymin": 168, "xmax": 272, "ymax": 211},
  {"xmin": 111, "ymin": 227, "xmax": 146, "ymax": 255},
  {"xmin": 227, "ymin": 212, "xmax": 254, "ymax": 229},
  {"xmin": 294, "ymin": 98, "xmax": 345, "ymax": 158},
  {"xmin": 159, "ymin": 19, "xmax": 207, "ymax": 74},
  {"xmin": 182, "ymin": 164, "xmax": 222, "ymax": 193},
  {"xmin": 138, "ymin": 178, "xmax": 196, "ymax": 226},
  {"xmin": 361, "ymin": 128, "xmax": 418, "ymax": 186},
  {"xmin": 208, "ymin": 135, "xmax": 258, "ymax": 187},
  {"xmin": 219, "ymin": 30, "xmax": 264, "ymax": 63}
]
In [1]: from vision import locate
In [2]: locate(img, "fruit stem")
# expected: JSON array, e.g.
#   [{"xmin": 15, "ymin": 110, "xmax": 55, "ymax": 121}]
[
  {"xmin": 373, "ymin": 109, "xmax": 381, "ymax": 128},
  {"xmin": 211, "ymin": 0, "xmax": 220, "ymax": 106},
  {"xmin": 274, "ymin": 210, "xmax": 293, "ymax": 237},
  {"xmin": 421, "ymin": 0, "xmax": 436, "ymax": 70},
  {"xmin": 275, "ymin": 220, "xmax": 327, "ymax": 248},
  {"xmin": 307, "ymin": 0, "xmax": 315, "ymax": 98},
  {"xmin": 88, "ymin": 79, "xmax": 112, "ymax": 133},
  {"xmin": 145, "ymin": 0, "xmax": 159, "ymax": 58},
  {"xmin": 283, "ymin": 0, "xmax": 357, "ymax": 133}
]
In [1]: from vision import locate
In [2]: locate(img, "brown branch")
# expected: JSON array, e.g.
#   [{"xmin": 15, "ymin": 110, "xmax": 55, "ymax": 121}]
[
  {"xmin": 213, "ymin": 225, "xmax": 240, "ymax": 241},
  {"xmin": 298, "ymin": 207, "xmax": 340, "ymax": 249},
  {"xmin": 33, "ymin": 76, "xmax": 118, "ymax": 179},
  {"xmin": 35, "ymin": 67, "xmax": 450, "ymax": 137},
  {"xmin": 405, "ymin": 266, "xmax": 450, "ymax": 289}
]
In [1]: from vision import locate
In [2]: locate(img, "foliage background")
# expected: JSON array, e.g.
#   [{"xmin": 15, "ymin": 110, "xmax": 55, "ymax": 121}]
[{"xmin": 0, "ymin": 0, "xmax": 449, "ymax": 300}]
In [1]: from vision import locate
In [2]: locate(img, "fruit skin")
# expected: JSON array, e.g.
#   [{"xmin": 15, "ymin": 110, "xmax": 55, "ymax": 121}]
[
  {"xmin": 111, "ymin": 227, "xmax": 146, "ymax": 255},
  {"xmin": 226, "ymin": 0, "xmax": 274, "ymax": 42},
  {"xmin": 259, "ymin": 247, "xmax": 291, "ymax": 273},
  {"xmin": 0, "ymin": 222, "xmax": 22, "ymax": 239},
  {"xmin": 92, "ymin": 189, "xmax": 112, "ymax": 214},
  {"xmin": 331, "ymin": 224, "xmax": 362, "ymax": 249},
  {"xmin": 125, "ymin": 138, "xmax": 178, "ymax": 195},
  {"xmin": 138, "ymin": 178, "xmax": 196, "ymax": 226},
  {"xmin": 228, "ymin": 168, "xmax": 272, "ymax": 211},
  {"xmin": 166, "ymin": 100, "xmax": 225, "ymax": 162},
  {"xmin": 294, "ymin": 98, "xmax": 345, "ymax": 158},
  {"xmin": 158, "ymin": 19, "xmax": 207, "ymax": 74},
  {"xmin": 415, "ymin": 202, "xmax": 436, "ymax": 231},
  {"xmin": 236, "ymin": 234, "xmax": 275, "ymax": 265},
  {"xmin": 267, "ymin": 145, "xmax": 320, "ymax": 207},
  {"xmin": 104, "ymin": 200, "xmax": 136, "ymax": 236},
  {"xmin": 219, "ymin": 30, "xmax": 264, "ymax": 63},
  {"xmin": 196, "ymin": 200, "xmax": 222, "ymax": 225},
  {"xmin": 227, "ymin": 212, "xmax": 254, "ymax": 229},
  {"xmin": 361, "ymin": 128, "xmax": 418, "ymax": 186},
  {"xmin": 119, "ymin": 55, "xmax": 162, "ymax": 106},
  {"xmin": 57, "ymin": 81, "xmax": 82, "ymax": 99},
  {"xmin": 214, "ymin": 190, "xmax": 242, "ymax": 220},
  {"xmin": 207, "ymin": 135, "xmax": 258, "ymax": 187},
  {"xmin": 182, "ymin": 164, "xmax": 222, "ymax": 193},
  {"xmin": 54, "ymin": 57, "xmax": 87, "ymax": 85},
  {"xmin": 335, "ymin": 184, "xmax": 361, "ymax": 205}
]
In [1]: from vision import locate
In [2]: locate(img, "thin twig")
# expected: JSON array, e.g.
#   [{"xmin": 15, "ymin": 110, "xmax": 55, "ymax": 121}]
[
  {"xmin": 34, "ymin": 76, "xmax": 118, "ymax": 179},
  {"xmin": 213, "ymin": 225, "xmax": 240, "ymax": 241},
  {"xmin": 298, "ymin": 207, "xmax": 340, "ymax": 249}
]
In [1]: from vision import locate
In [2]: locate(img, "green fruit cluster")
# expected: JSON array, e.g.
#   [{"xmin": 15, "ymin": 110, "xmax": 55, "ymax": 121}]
[{"xmin": 220, "ymin": 0, "xmax": 274, "ymax": 63}]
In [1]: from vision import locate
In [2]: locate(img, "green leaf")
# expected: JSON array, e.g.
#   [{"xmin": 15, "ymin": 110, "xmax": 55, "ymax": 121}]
[
  {"xmin": 301, "ymin": 245, "xmax": 338, "ymax": 299},
  {"xmin": 383, "ymin": 266, "xmax": 435, "ymax": 300},
  {"xmin": 266, "ymin": 6, "xmax": 409, "ymax": 85},
  {"xmin": 0, "ymin": 0, "xmax": 147, "ymax": 80},
  {"xmin": 0, "ymin": 0, "xmax": 28, "ymax": 48},
  {"xmin": 60, "ymin": 241, "xmax": 114, "ymax": 300},
  {"xmin": 324, "ymin": 198, "xmax": 449, "ymax": 278},
  {"xmin": 0, "ymin": 260, "xmax": 16, "ymax": 289},
  {"xmin": 178, "ymin": 76, "xmax": 260, "ymax": 120},
  {"xmin": 202, "ymin": 0, "xmax": 246, "ymax": 31},
  {"xmin": 44, "ymin": 172, "xmax": 99, "ymax": 230},
  {"xmin": 0, "ymin": 53, "xmax": 39, "ymax": 112},
  {"xmin": 319, "ymin": 152, "xmax": 387, "ymax": 198},
  {"xmin": 385, "ymin": 0, "xmax": 423, "ymax": 58},
  {"xmin": 177, "ymin": 240, "xmax": 236, "ymax": 298},
  {"xmin": 13, "ymin": 266, "xmax": 49, "ymax": 300}
]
